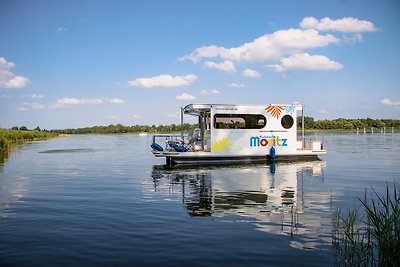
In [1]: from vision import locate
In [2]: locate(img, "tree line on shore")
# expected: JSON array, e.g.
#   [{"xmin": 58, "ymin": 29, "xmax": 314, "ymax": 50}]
[
  {"xmin": 6, "ymin": 117, "xmax": 400, "ymax": 135},
  {"xmin": 299, "ymin": 117, "xmax": 400, "ymax": 130}
]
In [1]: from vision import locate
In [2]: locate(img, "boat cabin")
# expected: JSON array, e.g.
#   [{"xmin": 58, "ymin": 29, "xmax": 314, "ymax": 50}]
[{"xmin": 151, "ymin": 103, "xmax": 326, "ymax": 165}]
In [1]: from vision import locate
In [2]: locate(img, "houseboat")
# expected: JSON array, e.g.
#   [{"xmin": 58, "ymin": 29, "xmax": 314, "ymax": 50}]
[{"xmin": 151, "ymin": 103, "xmax": 326, "ymax": 165}]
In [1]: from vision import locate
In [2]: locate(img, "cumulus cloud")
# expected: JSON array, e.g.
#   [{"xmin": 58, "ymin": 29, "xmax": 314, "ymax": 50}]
[
  {"xmin": 50, "ymin": 97, "xmax": 124, "ymax": 108},
  {"xmin": 229, "ymin": 83, "xmax": 245, "ymax": 88},
  {"xmin": 0, "ymin": 57, "xmax": 30, "ymax": 89},
  {"xmin": 128, "ymin": 74, "xmax": 198, "ymax": 88},
  {"xmin": 50, "ymin": 98, "xmax": 102, "ymax": 108},
  {"xmin": 17, "ymin": 102, "xmax": 45, "ymax": 111},
  {"xmin": 109, "ymin": 98, "xmax": 124, "ymax": 104},
  {"xmin": 300, "ymin": 17, "xmax": 377, "ymax": 33},
  {"xmin": 381, "ymin": 98, "xmax": 400, "ymax": 109},
  {"xmin": 179, "ymin": 28, "xmax": 338, "ymax": 63},
  {"xmin": 266, "ymin": 53, "xmax": 343, "ymax": 72},
  {"xmin": 203, "ymin": 60, "xmax": 236, "ymax": 72},
  {"xmin": 201, "ymin": 89, "xmax": 221, "ymax": 94},
  {"xmin": 243, "ymin": 69, "xmax": 261, "ymax": 78},
  {"xmin": 20, "ymin": 93, "xmax": 44, "ymax": 99},
  {"xmin": 175, "ymin": 93, "xmax": 196, "ymax": 101},
  {"xmin": 178, "ymin": 17, "xmax": 377, "ymax": 75}
]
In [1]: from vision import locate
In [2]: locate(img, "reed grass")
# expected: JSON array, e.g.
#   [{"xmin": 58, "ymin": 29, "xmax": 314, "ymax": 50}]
[
  {"xmin": 332, "ymin": 183, "xmax": 400, "ymax": 266},
  {"xmin": 0, "ymin": 128, "xmax": 57, "ymax": 160}
]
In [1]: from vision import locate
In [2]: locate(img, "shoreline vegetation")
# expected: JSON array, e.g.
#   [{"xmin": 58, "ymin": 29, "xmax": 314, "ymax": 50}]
[
  {"xmin": 0, "ymin": 129, "xmax": 57, "ymax": 162},
  {"xmin": 1, "ymin": 117, "xmax": 399, "ymax": 160},
  {"xmin": 51, "ymin": 117, "xmax": 399, "ymax": 135}
]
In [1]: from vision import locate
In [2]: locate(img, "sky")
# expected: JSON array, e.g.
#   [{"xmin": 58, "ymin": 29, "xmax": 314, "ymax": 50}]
[{"xmin": 0, "ymin": 0, "xmax": 399, "ymax": 129}]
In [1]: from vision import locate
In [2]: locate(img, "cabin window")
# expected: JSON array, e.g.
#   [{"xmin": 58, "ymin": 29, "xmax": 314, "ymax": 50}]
[
  {"xmin": 213, "ymin": 114, "xmax": 266, "ymax": 129},
  {"xmin": 281, "ymin": 115, "xmax": 294, "ymax": 129}
]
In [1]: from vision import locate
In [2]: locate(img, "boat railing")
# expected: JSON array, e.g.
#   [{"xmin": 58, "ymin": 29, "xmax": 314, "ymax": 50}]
[
  {"xmin": 151, "ymin": 128, "xmax": 208, "ymax": 153},
  {"xmin": 296, "ymin": 136, "xmax": 324, "ymax": 151},
  {"xmin": 152, "ymin": 134, "xmax": 187, "ymax": 151}
]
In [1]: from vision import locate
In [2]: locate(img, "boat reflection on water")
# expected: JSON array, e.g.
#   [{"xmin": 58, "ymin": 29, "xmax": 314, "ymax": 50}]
[{"xmin": 152, "ymin": 160, "xmax": 329, "ymax": 249}]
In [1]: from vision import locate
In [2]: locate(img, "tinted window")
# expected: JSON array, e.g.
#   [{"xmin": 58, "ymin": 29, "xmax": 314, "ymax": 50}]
[
  {"xmin": 214, "ymin": 114, "xmax": 266, "ymax": 129},
  {"xmin": 281, "ymin": 115, "xmax": 294, "ymax": 129}
]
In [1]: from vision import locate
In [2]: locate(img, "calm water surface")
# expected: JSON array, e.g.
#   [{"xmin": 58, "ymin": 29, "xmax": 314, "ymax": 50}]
[{"xmin": 0, "ymin": 133, "xmax": 399, "ymax": 266}]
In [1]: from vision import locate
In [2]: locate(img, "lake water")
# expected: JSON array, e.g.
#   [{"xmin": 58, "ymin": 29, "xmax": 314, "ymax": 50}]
[{"xmin": 0, "ymin": 133, "xmax": 399, "ymax": 266}]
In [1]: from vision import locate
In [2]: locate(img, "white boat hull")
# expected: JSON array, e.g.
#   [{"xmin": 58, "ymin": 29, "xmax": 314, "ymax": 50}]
[{"xmin": 154, "ymin": 150, "xmax": 326, "ymax": 165}]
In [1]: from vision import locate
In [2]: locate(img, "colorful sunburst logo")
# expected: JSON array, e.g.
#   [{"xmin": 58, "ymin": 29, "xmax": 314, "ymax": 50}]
[{"xmin": 265, "ymin": 105, "xmax": 284, "ymax": 119}]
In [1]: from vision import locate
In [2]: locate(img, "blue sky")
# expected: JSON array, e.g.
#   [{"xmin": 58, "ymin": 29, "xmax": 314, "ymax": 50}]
[{"xmin": 0, "ymin": 0, "xmax": 399, "ymax": 129}]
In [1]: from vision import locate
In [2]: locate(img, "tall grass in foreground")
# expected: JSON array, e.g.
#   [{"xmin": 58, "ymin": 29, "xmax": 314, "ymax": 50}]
[
  {"xmin": 332, "ymin": 183, "xmax": 400, "ymax": 266},
  {"xmin": 0, "ymin": 128, "xmax": 57, "ymax": 160}
]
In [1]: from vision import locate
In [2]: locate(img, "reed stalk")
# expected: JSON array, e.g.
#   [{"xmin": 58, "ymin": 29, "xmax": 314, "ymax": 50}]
[
  {"xmin": 0, "ymin": 129, "xmax": 57, "ymax": 162},
  {"xmin": 332, "ymin": 183, "xmax": 400, "ymax": 266}
]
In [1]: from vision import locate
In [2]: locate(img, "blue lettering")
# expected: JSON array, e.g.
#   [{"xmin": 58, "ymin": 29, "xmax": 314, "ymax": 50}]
[
  {"xmin": 282, "ymin": 138, "xmax": 288, "ymax": 147},
  {"xmin": 250, "ymin": 136, "xmax": 260, "ymax": 147}
]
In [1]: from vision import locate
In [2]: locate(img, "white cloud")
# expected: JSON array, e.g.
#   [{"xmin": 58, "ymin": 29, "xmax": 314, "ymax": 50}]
[
  {"xmin": 229, "ymin": 83, "xmax": 245, "ymax": 88},
  {"xmin": 128, "ymin": 74, "xmax": 198, "ymax": 88},
  {"xmin": 201, "ymin": 89, "xmax": 221, "ymax": 94},
  {"xmin": 17, "ymin": 106, "xmax": 29, "ymax": 111},
  {"xmin": 300, "ymin": 17, "xmax": 377, "ymax": 33},
  {"xmin": 203, "ymin": 60, "xmax": 236, "ymax": 72},
  {"xmin": 176, "ymin": 93, "xmax": 196, "ymax": 101},
  {"xmin": 381, "ymin": 98, "xmax": 400, "ymax": 109},
  {"xmin": 0, "ymin": 57, "xmax": 30, "ymax": 89},
  {"xmin": 266, "ymin": 53, "xmax": 343, "ymax": 72},
  {"xmin": 179, "ymin": 28, "xmax": 338, "ymax": 63},
  {"xmin": 179, "ymin": 45, "xmax": 226, "ymax": 63},
  {"xmin": 17, "ymin": 102, "xmax": 45, "ymax": 111},
  {"xmin": 20, "ymin": 93, "xmax": 44, "ymax": 99},
  {"xmin": 243, "ymin": 69, "xmax": 261, "ymax": 79},
  {"xmin": 50, "ymin": 98, "xmax": 103, "ymax": 108},
  {"xmin": 109, "ymin": 98, "xmax": 124, "ymax": 104},
  {"xmin": 50, "ymin": 97, "xmax": 125, "ymax": 108},
  {"xmin": 132, "ymin": 114, "xmax": 142, "ymax": 119},
  {"xmin": 31, "ymin": 103, "xmax": 45, "ymax": 110}
]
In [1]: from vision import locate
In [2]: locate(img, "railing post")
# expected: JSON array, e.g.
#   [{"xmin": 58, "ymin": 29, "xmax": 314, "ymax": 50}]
[
  {"xmin": 302, "ymin": 105, "xmax": 305, "ymax": 150},
  {"xmin": 180, "ymin": 107, "xmax": 184, "ymax": 141}
]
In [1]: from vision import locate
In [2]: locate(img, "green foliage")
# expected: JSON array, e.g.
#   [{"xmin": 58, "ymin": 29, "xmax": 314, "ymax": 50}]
[
  {"xmin": 298, "ymin": 117, "xmax": 400, "ymax": 130},
  {"xmin": 0, "ymin": 128, "xmax": 57, "ymax": 161},
  {"xmin": 332, "ymin": 183, "xmax": 400, "ymax": 266},
  {"xmin": 51, "ymin": 123, "xmax": 197, "ymax": 135}
]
